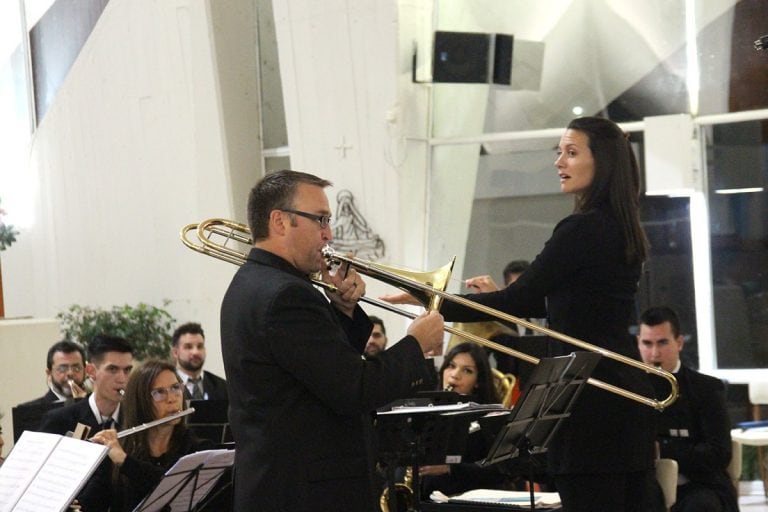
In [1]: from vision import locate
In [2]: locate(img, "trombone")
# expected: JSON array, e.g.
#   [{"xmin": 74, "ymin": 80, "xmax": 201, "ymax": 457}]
[{"xmin": 181, "ymin": 218, "xmax": 678, "ymax": 411}]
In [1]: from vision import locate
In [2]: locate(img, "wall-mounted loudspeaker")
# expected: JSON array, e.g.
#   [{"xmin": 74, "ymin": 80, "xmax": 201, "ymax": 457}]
[
  {"xmin": 492, "ymin": 34, "xmax": 514, "ymax": 85},
  {"xmin": 432, "ymin": 31, "xmax": 491, "ymax": 83},
  {"xmin": 431, "ymin": 31, "xmax": 518, "ymax": 86}
]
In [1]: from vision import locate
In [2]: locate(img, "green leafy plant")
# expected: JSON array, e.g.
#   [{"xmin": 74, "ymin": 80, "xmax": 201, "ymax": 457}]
[
  {"xmin": 0, "ymin": 197, "xmax": 20, "ymax": 251},
  {"xmin": 57, "ymin": 302, "xmax": 176, "ymax": 360}
]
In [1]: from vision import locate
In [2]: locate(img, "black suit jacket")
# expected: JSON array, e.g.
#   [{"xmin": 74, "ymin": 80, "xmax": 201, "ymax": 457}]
[
  {"xmin": 17, "ymin": 389, "xmax": 61, "ymax": 408},
  {"xmin": 655, "ymin": 365, "xmax": 738, "ymax": 512},
  {"xmin": 38, "ymin": 395, "xmax": 120, "ymax": 435},
  {"xmin": 220, "ymin": 248, "xmax": 433, "ymax": 511},
  {"xmin": 182, "ymin": 370, "xmax": 228, "ymax": 401},
  {"xmin": 441, "ymin": 208, "xmax": 656, "ymax": 474}
]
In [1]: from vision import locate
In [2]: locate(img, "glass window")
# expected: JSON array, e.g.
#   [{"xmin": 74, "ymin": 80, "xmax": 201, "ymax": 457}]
[{"xmin": 704, "ymin": 120, "xmax": 768, "ymax": 369}]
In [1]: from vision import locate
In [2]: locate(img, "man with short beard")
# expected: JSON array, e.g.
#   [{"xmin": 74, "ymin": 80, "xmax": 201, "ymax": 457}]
[
  {"xmin": 171, "ymin": 322, "xmax": 227, "ymax": 401},
  {"xmin": 19, "ymin": 340, "xmax": 88, "ymax": 406}
]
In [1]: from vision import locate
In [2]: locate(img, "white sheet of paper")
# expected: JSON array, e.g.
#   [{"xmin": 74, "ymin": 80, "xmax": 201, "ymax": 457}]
[
  {"xmin": 0, "ymin": 432, "xmax": 61, "ymax": 512},
  {"xmin": 0, "ymin": 431, "xmax": 107, "ymax": 512}
]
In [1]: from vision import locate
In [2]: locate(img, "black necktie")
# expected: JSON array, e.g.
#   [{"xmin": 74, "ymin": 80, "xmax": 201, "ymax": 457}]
[{"xmin": 189, "ymin": 378, "xmax": 204, "ymax": 399}]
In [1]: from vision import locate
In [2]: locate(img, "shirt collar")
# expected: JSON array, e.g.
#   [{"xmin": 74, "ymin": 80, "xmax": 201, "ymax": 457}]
[
  {"xmin": 88, "ymin": 392, "xmax": 121, "ymax": 423},
  {"xmin": 176, "ymin": 369, "xmax": 203, "ymax": 384},
  {"xmin": 49, "ymin": 383, "xmax": 67, "ymax": 401}
]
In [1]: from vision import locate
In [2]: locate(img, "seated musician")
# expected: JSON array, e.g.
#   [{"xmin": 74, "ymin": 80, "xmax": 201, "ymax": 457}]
[
  {"xmin": 78, "ymin": 359, "xmax": 215, "ymax": 512},
  {"xmin": 419, "ymin": 342, "xmax": 508, "ymax": 499},
  {"xmin": 637, "ymin": 306, "xmax": 738, "ymax": 512}
]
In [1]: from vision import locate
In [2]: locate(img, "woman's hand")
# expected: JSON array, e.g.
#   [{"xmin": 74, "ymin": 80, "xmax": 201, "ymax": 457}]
[
  {"xmin": 90, "ymin": 428, "xmax": 127, "ymax": 466},
  {"xmin": 419, "ymin": 464, "xmax": 451, "ymax": 477},
  {"xmin": 464, "ymin": 275, "xmax": 500, "ymax": 293},
  {"xmin": 379, "ymin": 291, "xmax": 420, "ymax": 306}
]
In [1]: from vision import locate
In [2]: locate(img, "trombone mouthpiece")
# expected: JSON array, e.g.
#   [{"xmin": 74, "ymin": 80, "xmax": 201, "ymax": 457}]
[
  {"xmin": 321, "ymin": 245, "xmax": 336, "ymax": 258},
  {"xmin": 118, "ymin": 389, "xmax": 125, "ymax": 397},
  {"xmin": 444, "ymin": 384, "xmax": 455, "ymax": 392}
]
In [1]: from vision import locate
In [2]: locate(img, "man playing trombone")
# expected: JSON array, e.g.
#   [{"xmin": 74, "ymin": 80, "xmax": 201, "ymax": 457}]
[
  {"xmin": 220, "ymin": 170, "xmax": 444, "ymax": 512},
  {"xmin": 17, "ymin": 340, "xmax": 89, "ymax": 407}
]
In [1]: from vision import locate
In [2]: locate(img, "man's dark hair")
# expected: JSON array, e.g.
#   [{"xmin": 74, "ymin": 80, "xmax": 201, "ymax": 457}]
[
  {"xmin": 369, "ymin": 316, "xmax": 386, "ymax": 335},
  {"xmin": 502, "ymin": 260, "xmax": 530, "ymax": 284},
  {"xmin": 639, "ymin": 306, "xmax": 681, "ymax": 338},
  {"xmin": 172, "ymin": 322, "xmax": 205, "ymax": 347},
  {"xmin": 87, "ymin": 335, "xmax": 134, "ymax": 364},
  {"xmin": 247, "ymin": 170, "xmax": 332, "ymax": 242},
  {"xmin": 46, "ymin": 340, "xmax": 86, "ymax": 370}
]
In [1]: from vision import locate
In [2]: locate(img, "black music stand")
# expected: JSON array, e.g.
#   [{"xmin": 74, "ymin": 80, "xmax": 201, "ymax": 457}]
[
  {"xmin": 133, "ymin": 449, "xmax": 234, "ymax": 512},
  {"xmin": 187, "ymin": 399, "xmax": 231, "ymax": 444},
  {"xmin": 477, "ymin": 352, "xmax": 601, "ymax": 511},
  {"xmin": 11, "ymin": 400, "xmax": 65, "ymax": 441},
  {"xmin": 376, "ymin": 398, "xmax": 505, "ymax": 512}
]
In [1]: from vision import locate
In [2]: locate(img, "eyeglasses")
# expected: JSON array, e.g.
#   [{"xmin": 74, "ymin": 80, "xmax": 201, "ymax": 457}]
[
  {"xmin": 53, "ymin": 364, "xmax": 84, "ymax": 374},
  {"xmin": 281, "ymin": 209, "xmax": 332, "ymax": 229},
  {"xmin": 149, "ymin": 383, "xmax": 183, "ymax": 402}
]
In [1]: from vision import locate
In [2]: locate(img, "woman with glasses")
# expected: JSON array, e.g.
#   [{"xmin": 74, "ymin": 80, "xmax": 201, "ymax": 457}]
[{"xmin": 79, "ymin": 359, "xmax": 214, "ymax": 512}]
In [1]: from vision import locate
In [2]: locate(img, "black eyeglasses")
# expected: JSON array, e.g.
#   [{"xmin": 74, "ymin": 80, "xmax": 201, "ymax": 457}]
[{"xmin": 281, "ymin": 209, "xmax": 332, "ymax": 229}]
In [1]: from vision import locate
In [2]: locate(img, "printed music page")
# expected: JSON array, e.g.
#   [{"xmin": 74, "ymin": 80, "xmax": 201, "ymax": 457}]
[
  {"xmin": 0, "ymin": 431, "xmax": 108, "ymax": 512},
  {"xmin": 0, "ymin": 431, "xmax": 60, "ymax": 512}
]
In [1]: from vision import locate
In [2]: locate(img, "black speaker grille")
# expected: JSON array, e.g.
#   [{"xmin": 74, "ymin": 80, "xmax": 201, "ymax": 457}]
[{"xmin": 432, "ymin": 31, "xmax": 490, "ymax": 83}]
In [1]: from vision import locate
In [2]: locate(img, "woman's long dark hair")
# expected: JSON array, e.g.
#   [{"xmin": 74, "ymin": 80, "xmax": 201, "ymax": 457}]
[
  {"xmin": 567, "ymin": 116, "xmax": 649, "ymax": 264},
  {"xmin": 119, "ymin": 359, "xmax": 187, "ymax": 463},
  {"xmin": 439, "ymin": 342, "xmax": 500, "ymax": 403}
]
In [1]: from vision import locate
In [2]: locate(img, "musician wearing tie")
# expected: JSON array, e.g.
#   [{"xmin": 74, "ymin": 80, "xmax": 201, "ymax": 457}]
[
  {"xmin": 39, "ymin": 335, "xmax": 134, "ymax": 436},
  {"xmin": 80, "ymin": 359, "xmax": 216, "ymax": 512},
  {"xmin": 170, "ymin": 322, "xmax": 227, "ymax": 401},
  {"xmin": 637, "ymin": 306, "xmax": 738, "ymax": 512}
]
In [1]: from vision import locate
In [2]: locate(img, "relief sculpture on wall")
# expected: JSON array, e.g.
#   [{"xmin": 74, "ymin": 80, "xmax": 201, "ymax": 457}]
[{"xmin": 331, "ymin": 190, "xmax": 385, "ymax": 261}]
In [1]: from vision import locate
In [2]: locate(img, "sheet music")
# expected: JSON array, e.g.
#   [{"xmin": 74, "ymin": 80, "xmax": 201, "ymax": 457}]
[
  {"xmin": 440, "ymin": 489, "xmax": 561, "ymax": 508},
  {"xmin": 134, "ymin": 449, "xmax": 234, "ymax": 512},
  {"xmin": 0, "ymin": 431, "xmax": 108, "ymax": 512},
  {"xmin": 0, "ymin": 432, "xmax": 60, "ymax": 512}
]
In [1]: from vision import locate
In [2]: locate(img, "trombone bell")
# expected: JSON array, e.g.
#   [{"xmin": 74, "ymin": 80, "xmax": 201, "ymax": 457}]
[{"xmin": 323, "ymin": 247, "xmax": 455, "ymax": 311}]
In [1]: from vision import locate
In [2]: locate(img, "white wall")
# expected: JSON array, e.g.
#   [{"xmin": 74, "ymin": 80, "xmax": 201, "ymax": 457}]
[
  {"xmin": 2, "ymin": 0, "xmax": 263, "ymax": 377},
  {"xmin": 273, "ymin": 0, "xmax": 428, "ymax": 340},
  {"xmin": 0, "ymin": 318, "xmax": 60, "ymax": 452}
]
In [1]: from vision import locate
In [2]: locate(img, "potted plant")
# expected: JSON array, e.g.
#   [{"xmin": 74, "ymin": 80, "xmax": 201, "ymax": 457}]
[
  {"xmin": 0, "ymin": 196, "xmax": 20, "ymax": 317},
  {"xmin": 57, "ymin": 301, "xmax": 176, "ymax": 360}
]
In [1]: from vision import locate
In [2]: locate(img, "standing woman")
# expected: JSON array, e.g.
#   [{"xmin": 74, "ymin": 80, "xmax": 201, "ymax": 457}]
[
  {"xmin": 385, "ymin": 117, "xmax": 655, "ymax": 511},
  {"xmin": 80, "ymin": 360, "xmax": 215, "ymax": 512}
]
